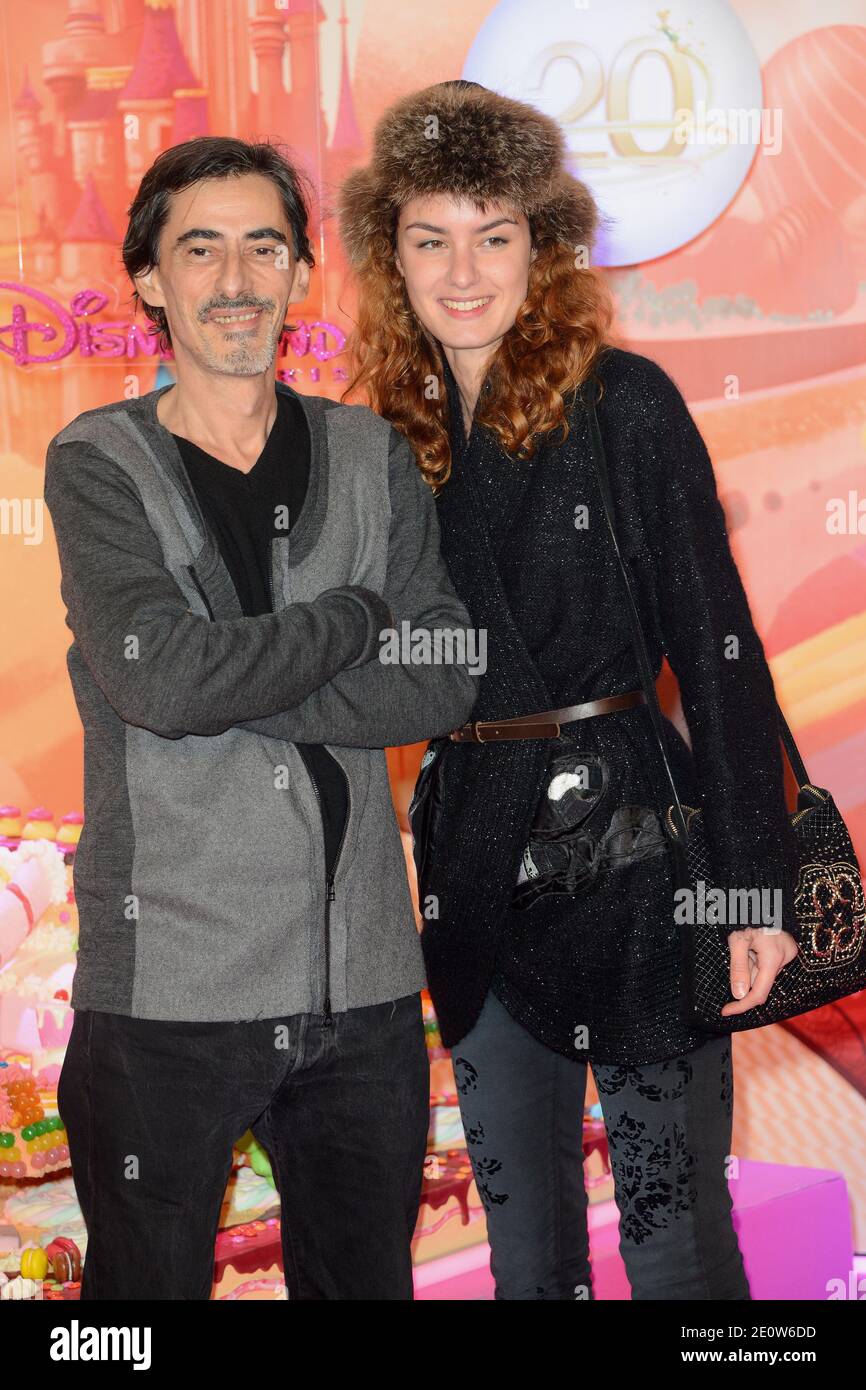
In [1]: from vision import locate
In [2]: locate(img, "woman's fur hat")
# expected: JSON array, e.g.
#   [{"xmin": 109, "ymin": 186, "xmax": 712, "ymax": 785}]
[{"xmin": 337, "ymin": 79, "xmax": 601, "ymax": 266}]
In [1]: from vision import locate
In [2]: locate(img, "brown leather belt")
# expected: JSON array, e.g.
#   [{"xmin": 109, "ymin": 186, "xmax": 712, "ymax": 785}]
[{"xmin": 449, "ymin": 689, "xmax": 647, "ymax": 742}]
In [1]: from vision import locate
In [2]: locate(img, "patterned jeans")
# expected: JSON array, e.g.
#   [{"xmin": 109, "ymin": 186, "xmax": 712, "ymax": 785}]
[{"xmin": 452, "ymin": 989, "xmax": 751, "ymax": 1301}]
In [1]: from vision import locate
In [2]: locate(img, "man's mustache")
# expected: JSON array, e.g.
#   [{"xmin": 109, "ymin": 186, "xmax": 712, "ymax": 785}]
[{"xmin": 198, "ymin": 298, "xmax": 277, "ymax": 321}]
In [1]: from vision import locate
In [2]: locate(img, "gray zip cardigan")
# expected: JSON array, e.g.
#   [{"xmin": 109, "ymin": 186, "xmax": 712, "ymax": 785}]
[{"xmin": 43, "ymin": 379, "xmax": 478, "ymax": 1022}]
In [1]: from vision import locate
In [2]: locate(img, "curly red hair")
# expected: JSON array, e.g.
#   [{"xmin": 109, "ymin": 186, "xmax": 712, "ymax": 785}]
[{"xmin": 339, "ymin": 229, "xmax": 615, "ymax": 492}]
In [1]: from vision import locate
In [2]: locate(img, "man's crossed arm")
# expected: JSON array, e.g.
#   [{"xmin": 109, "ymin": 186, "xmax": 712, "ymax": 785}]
[{"xmin": 43, "ymin": 420, "xmax": 478, "ymax": 746}]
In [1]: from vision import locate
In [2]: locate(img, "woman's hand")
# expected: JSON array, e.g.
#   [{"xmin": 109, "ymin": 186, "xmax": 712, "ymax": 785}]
[{"xmin": 720, "ymin": 928, "xmax": 800, "ymax": 1017}]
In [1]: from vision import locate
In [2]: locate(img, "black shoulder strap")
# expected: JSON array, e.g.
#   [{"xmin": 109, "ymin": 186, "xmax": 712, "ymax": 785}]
[{"xmin": 579, "ymin": 381, "xmax": 810, "ymax": 838}]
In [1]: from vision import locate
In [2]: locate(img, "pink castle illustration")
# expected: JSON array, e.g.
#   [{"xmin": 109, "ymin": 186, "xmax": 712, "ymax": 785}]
[{"xmin": 7, "ymin": 0, "xmax": 364, "ymax": 317}]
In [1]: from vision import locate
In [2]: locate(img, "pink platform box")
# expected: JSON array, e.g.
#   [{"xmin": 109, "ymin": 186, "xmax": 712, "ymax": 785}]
[{"xmin": 413, "ymin": 1160, "xmax": 854, "ymax": 1301}]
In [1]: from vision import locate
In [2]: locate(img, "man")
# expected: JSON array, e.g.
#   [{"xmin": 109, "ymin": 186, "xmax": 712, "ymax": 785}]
[{"xmin": 43, "ymin": 136, "xmax": 477, "ymax": 1300}]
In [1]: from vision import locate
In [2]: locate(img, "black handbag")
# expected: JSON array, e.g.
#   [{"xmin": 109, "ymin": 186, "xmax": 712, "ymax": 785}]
[{"xmin": 581, "ymin": 381, "xmax": 866, "ymax": 1034}]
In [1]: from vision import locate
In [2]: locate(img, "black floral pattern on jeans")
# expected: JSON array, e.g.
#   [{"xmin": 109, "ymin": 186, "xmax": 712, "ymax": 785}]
[
  {"xmin": 453, "ymin": 1056, "xmax": 479, "ymax": 1095},
  {"xmin": 472, "ymin": 1155, "xmax": 510, "ymax": 1211},
  {"xmin": 720, "ymin": 1042, "xmax": 733, "ymax": 1117},
  {"xmin": 594, "ymin": 1054, "xmax": 694, "ymax": 1104},
  {"xmin": 604, "ymin": 1113, "xmax": 695, "ymax": 1245},
  {"xmin": 592, "ymin": 1042, "xmax": 734, "ymax": 1246},
  {"xmin": 452, "ymin": 1057, "xmax": 509, "ymax": 1210}
]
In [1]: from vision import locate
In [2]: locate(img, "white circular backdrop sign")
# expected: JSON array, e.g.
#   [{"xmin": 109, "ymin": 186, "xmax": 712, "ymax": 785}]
[{"xmin": 462, "ymin": 0, "xmax": 764, "ymax": 265}]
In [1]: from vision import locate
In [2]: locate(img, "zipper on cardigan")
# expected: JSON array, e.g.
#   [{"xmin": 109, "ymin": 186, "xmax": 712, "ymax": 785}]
[
  {"xmin": 299, "ymin": 750, "xmax": 351, "ymax": 1029},
  {"xmin": 188, "ymin": 552, "xmax": 352, "ymax": 1026},
  {"xmin": 264, "ymin": 543, "xmax": 352, "ymax": 1030},
  {"xmin": 188, "ymin": 565, "xmax": 215, "ymax": 621}
]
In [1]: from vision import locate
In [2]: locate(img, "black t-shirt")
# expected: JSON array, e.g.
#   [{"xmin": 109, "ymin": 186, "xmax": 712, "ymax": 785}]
[{"xmin": 173, "ymin": 389, "xmax": 348, "ymax": 878}]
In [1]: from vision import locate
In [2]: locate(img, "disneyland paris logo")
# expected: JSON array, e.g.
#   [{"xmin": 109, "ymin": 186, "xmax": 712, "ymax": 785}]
[{"xmin": 378, "ymin": 621, "xmax": 487, "ymax": 675}]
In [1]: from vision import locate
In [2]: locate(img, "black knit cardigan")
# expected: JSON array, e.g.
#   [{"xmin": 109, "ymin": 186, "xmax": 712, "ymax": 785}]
[{"xmin": 418, "ymin": 345, "xmax": 801, "ymax": 1067}]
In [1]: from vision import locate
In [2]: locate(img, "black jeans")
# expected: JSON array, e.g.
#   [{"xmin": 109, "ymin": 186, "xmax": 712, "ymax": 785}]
[
  {"xmin": 57, "ymin": 993, "xmax": 430, "ymax": 1300},
  {"xmin": 453, "ymin": 989, "xmax": 751, "ymax": 1300}
]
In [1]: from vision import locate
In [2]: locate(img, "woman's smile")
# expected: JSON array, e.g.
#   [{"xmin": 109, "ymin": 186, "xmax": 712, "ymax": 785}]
[{"xmin": 437, "ymin": 295, "xmax": 495, "ymax": 319}]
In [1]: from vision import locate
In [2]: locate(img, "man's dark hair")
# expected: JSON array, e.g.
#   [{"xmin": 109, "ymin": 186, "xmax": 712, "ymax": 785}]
[{"xmin": 122, "ymin": 136, "xmax": 317, "ymax": 352}]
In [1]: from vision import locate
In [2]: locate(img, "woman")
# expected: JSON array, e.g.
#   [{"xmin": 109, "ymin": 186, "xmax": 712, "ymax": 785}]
[{"xmin": 337, "ymin": 80, "xmax": 801, "ymax": 1300}]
